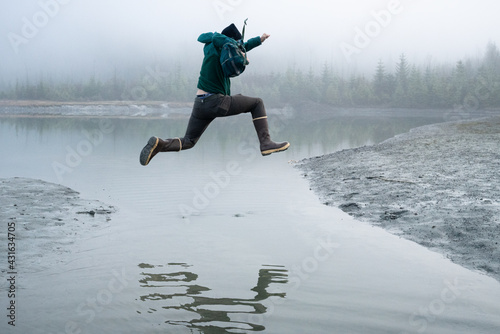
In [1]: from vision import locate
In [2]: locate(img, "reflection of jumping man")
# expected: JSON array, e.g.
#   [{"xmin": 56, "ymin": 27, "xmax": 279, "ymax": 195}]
[
  {"xmin": 140, "ymin": 23, "xmax": 290, "ymax": 166},
  {"xmin": 138, "ymin": 263, "xmax": 288, "ymax": 332}
]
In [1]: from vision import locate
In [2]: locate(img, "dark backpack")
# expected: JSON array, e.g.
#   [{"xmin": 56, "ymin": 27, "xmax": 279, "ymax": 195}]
[{"xmin": 220, "ymin": 19, "xmax": 249, "ymax": 78}]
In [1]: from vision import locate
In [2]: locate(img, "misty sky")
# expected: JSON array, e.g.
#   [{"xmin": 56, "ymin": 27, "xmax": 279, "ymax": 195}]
[{"xmin": 1, "ymin": 0, "xmax": 500, "ymax": 85}]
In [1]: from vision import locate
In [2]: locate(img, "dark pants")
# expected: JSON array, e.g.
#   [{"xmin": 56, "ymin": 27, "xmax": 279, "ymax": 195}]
[{"xmin": 180, "ymin": 94, "xmax": 266, "ymax": 150}]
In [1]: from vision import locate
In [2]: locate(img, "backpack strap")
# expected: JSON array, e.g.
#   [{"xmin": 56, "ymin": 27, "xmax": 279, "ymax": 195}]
[{"xmin": 240, "ymin": 19, "xmax": 249, "ymax": 65}]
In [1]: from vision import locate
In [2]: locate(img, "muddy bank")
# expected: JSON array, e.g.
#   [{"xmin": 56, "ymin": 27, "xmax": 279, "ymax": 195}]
[
  {"xmin": 0, "ymin": 178, "xmax": 115, "ymax": 273},
  {"xmin": 297, "ymin": 117, "xmax": 500, "ymax": 281}
]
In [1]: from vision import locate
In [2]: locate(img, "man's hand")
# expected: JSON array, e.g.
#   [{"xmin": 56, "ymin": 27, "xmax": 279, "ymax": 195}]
[{"xmin": 261, "ymin": 33, "xmax": 270, "ymax": 43}]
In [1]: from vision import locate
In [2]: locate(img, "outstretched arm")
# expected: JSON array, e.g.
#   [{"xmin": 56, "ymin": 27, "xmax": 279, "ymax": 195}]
[
  {"xmin": 213, "ymin": 32, "xmax": 271, "ymax": 51},
  {"xmin": 245, "ymin": 33, "xmax": 270, "ymax": 52}
]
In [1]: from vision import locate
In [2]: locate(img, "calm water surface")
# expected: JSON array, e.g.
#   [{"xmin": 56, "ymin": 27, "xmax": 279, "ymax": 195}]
[{"xmin": 1, "ymin": 107, "xmax": 500, "ymax": 334}]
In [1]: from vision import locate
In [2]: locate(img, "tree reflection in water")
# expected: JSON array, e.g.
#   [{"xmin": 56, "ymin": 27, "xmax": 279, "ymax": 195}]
[{"xmin": 137, "ymin": 263, "xmax": 288, "ymax": 333}]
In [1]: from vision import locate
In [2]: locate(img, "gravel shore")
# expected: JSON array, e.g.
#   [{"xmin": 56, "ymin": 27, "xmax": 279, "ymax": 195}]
[{"xmin": 297, "ymin": 116, "xmax": 500, "ymax": 282}]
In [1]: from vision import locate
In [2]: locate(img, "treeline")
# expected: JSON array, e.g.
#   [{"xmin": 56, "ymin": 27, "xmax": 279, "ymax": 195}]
[
  {"xmin": 0, "ymin": 65, "xmax": 199, "ymax": 103},
  {"xmin": 2, "ymin": 43, "xmax": 500, "ymax": 110},
  {"xmin": 239, "ymin": 42, "xmax": 500, "ymax": 109}
]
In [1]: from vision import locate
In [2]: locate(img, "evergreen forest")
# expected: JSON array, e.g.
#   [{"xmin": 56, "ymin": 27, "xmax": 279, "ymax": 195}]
[{"xmin": 2, "ymin": 42, "xmax": 500, "ymax": 110}]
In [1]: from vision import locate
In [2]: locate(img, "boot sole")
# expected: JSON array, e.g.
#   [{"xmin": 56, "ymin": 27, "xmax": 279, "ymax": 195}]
[
  {"xmin": 261, "ymin": 142, "xmax": 290, "ymax": 156},
  {"xmin": 140, "ymin": 136, "xmax": 159, "ymax": 166}
]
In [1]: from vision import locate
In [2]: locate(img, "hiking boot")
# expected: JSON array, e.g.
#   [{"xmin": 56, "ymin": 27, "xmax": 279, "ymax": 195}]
[
  {"xmin": 252, "ymin": 116, "xmax": 290, "ymax": 156},
  {"xmin": 140, "ymin": 137, "xmax": 164, "ymax": 166},
  {"xmin": 261, "ymin": 141, "xmax": 290, "ymax": 156},
  {"xmin": 140, "ymin": 137, "xmax": 183, "ymax": 166}
]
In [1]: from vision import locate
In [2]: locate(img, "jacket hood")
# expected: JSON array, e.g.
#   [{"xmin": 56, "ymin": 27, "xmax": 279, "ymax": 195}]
[
  {"xmin": 198, "ymin": 32, "xmax": 231, "ymax": 48},
  {"xmin": 197, "ymin": 32, "xmax": 215, "ymax": 44}
]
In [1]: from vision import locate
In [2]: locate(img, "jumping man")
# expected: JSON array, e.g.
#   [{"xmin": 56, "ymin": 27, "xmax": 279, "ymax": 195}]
[{"xmin": 140, "ymin": 22, "xmax": 290, "ymax": 166}]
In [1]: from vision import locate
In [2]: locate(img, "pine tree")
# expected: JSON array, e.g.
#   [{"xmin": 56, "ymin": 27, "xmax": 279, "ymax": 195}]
[
  {"xmin": 408, "ymin": 66, "xmax": 424, "ymax": 108},
  {"xmin": 483, "ymin": 42, "xmax": 500, "ymax": 74},
  {"xmin": 373, "ymin": 59, "xmax": 392, "ymax": 105},
  {"xmin": 394, "ymin": 53, "xmax": 410, "ymax": 106},
  {"xmin": 350, "ymin": 75, "xmax": 373, "ymax": 106},
  {"xmin": 305, "ymin": 66, "xmax": 321, "ymax": 102},
  {"xmin": 373, "ymin": 60, "xmax": 385, "ymax": 96},
  {"xmin": 451, "ymin": 60, "xmax": 468, "ymax": 106},
  {"xmin": 423, "ymin": 65, "xmax": 438, "ymax": 108},
  {"xmin": 476, "ymin": 42, "xmax": 500, "ymax": 107},
  {"xmin": 83, "ymin": 76, "xmax": 102, "ymax": 100},
  {"xmin": 320, "ymin": 62, "xmax": 333, "ymax": 103}
]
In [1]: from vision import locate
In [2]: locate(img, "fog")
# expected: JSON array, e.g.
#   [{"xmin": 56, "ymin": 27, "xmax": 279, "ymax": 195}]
[{"xmin": 1, "ymin": 0, "xmax": 500, "ymax": 85}]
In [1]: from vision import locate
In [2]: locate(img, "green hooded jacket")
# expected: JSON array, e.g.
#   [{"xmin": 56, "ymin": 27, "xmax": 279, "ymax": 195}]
[{"xmin": 197, "ymin": 32, "xmax": 262, "ymax": 96}]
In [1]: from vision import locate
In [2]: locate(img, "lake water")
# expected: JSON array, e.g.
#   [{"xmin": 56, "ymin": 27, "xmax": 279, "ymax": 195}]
[{"xmin": 1, "ymin": 106, "xmax": 500, "ymax": 334}]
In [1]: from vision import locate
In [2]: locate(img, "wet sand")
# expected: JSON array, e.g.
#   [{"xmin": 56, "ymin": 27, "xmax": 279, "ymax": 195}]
[
  {"xmin": 297, "ymin": 116, "xmax": 500, "ymax": 282},
  {"xmin": 0, "ymin": 178, "xmax": 115, "ymax": 272}
]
